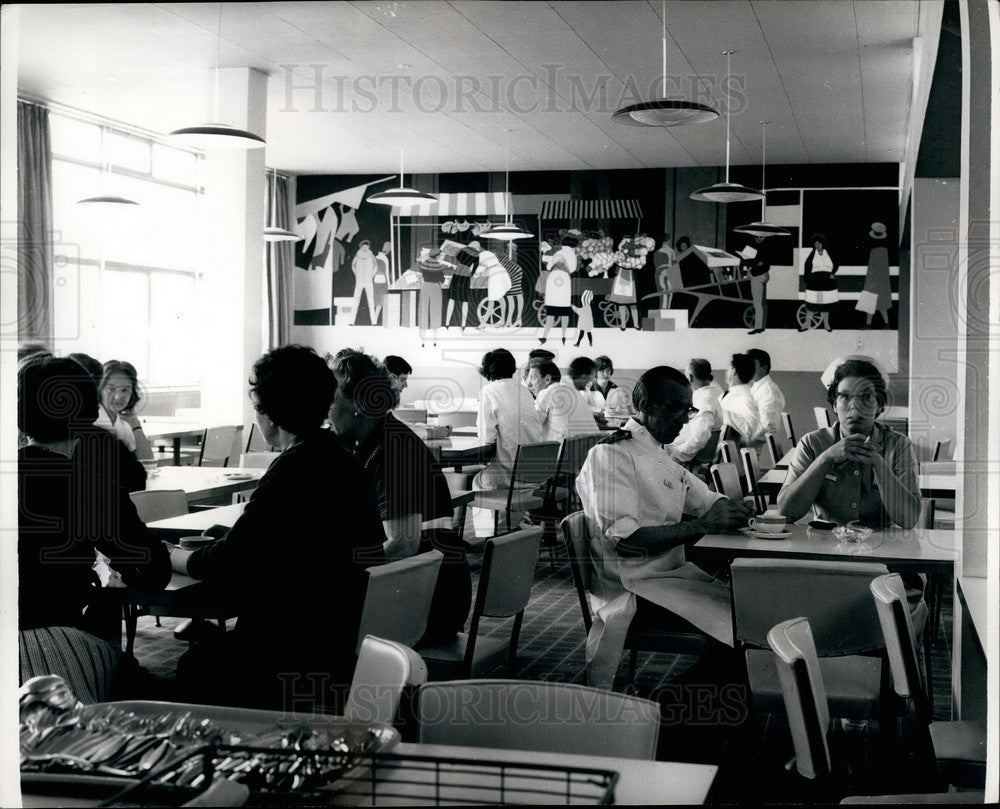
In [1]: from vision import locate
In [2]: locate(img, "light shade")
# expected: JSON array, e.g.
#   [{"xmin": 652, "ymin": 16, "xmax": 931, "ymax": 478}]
[
  {"xmin": 76, "ymin": 195, "xmax": 139, "ymax": 207},
  {"xmin": 733, "ymin": 221, "xmax": 790, "ymax": 238},
  {"xmin": 367, "ymin": 187, "xmax": 438, "ymax": 207},
  {"xmin": 612, "ymin": 99, "xmax": 719, "ymax": 127},
  {"xmin": 167, "ymin": 123, "xmax": 265, "ymax": 149},
  {"xmin": 689, "ymin": 182, "xmax": 766, "ymax": 204},
  {"xmin": 263, "ymin": 226, "xmax": 303, "ymax": 242},
  {"xmin": 481, "ymin": 222, "xmax": 534, "ymax": 241}
]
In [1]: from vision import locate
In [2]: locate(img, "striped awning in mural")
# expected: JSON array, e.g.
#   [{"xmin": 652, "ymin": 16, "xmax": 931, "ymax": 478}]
[
  {"xmin": 391, "ymin": 192, "xmax": 509, "ymax": 217},
  {"xmin": 539, "ymin": 199, "xmax": 643, "ymax": 220}
]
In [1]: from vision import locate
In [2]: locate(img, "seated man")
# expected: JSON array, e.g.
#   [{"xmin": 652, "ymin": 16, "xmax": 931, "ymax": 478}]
[
  {"xmin": 527, "ymin": 359, "xmax": 599, "ymax": 443},
  {"xmin": 383, "ymin": 355, "xmax": 412, "ymax": 398},
  {"xmin": 665, "ymin": 407, "xmax": 716, "ymax": 466},
  {"xmin": 746, "ymin": 348, "xmax": 786, "ymax": 439},
  {"xmin": 576, "ymin": 366, "xmax": 753, "ymax": 689},
  {"xmin": 568, "ymin": 356, "xmax": 602, "ymax": 411},
  {"xmin": 720, "ymin": 352, "xmax": 763, "ymax": 447},
  {"xmin": 687, "ymin": 358, "xmax": 724, "ymax": 430}
]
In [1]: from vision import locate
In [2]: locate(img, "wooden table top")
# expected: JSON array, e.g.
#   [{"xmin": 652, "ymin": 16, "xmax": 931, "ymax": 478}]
[{"xmin": 142, "ymin": 466, "xmax": 264, "ymax": 503}]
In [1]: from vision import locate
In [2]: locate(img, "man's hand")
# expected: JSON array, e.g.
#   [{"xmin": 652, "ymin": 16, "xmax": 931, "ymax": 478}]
[
  {"xmin": 698, "ymin": 498, "xmax": 754, "ymax": 533},
  {"xmin": 166, "ymin": 542, "xmax": 192, "ymax": 574}
]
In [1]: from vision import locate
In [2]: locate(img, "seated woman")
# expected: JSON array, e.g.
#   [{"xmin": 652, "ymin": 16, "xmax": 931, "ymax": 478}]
[
  {"xmin": 327, "ymin": 350, "xmax": 472, "ymax": 645},
  {"xmin": 18, "ymin": 355, "xmax": 171, "ymax": 636},
  {"xmin": 95, "ymin": 360, "xmax": 155, "ymax": 465},
  {"xmin": 169, "ymin": 345, "xmax": 386, "ymax": 712},
  {"xmin": 777, "ymin": 358, "xmax": 924, "ymax": 606}
]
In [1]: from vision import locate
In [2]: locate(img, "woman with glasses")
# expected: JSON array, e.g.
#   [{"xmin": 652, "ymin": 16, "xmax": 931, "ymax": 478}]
[{"xmin": 777, "ymin": 359, "xmax": 920, "ymax": 529}]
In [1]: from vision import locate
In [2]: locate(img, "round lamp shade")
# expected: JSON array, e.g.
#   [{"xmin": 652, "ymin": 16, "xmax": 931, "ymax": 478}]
[
  {"xmin": 612, "ymin": 99, "xmax": 719, "ymax": 127},
  {"xmin": 689, "ymin": 182, "xmax": 765, "ymax": 204},
  {"xmin": 733, "ymin": 221, "xmax": 790, "ymax": 238},
  {"xmin": 482, "ymin": 223, "xmax": 534, "ymax": 241},
  {"xmin": 167, "ymin": 123, "xmax": 265, "ymax": 149},
  {"xmin": 367, "ymin": 187, "xmax": 438, "ymax": 207}
]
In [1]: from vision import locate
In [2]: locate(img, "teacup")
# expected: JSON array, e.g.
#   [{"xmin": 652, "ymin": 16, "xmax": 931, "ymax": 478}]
[
  {"xmin": 179, "ymin": 536, "xmax": 216, "ymax": 551},
  {"xmin": 748, "ymin": 512, "xmax": 787, "ymax": 533}
]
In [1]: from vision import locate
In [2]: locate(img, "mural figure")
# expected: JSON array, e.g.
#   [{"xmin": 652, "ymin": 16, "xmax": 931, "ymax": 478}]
[
  {"xmin": 571, "ymin": 288, "xmax": 595, "ymax": 347},
  {"xmin": 307, "ymin": 207, "xmax": 339, "ymax": 272},
  {"xmin": 653, "ymin": 234, "xmax": 675, "ymax": 301},
  {"xmin": 857, "ymin": 221, "xmax": 892, "ymax": 328},
  {"xmin": 608, "ymin": 235, "xmax": 653, "ymax": 330},
  {"xmin": 372, "ymin": 241, "xmax": 391, "ymax": 325},
  {"xmin": 350, "ymin": 239, "xmax": 379, "ymax": 326},
  {"xmin": 416, "ymin": 247, "xmax": 446, "ymax": 347},
  {"xmin": 335, "ymin": 204, "xmax": 360, "ymax": 243},
  {"xmin": 538, "ymin": 254, "xmax": 573, "ymax": 344},
  {"xmin": 445, "ymin": 241, "xmax": 479, "ymax": 332},
  {"xmin": 501, "ymin": 250, "xmax": 525, "ymax": 328},
  {"xmin": 800, "ymin": 233, "xmax": 838, "ymax": 332},
  {"xmin": 742, "ymin": 234, "xmax": 772, "ymax": 335}
]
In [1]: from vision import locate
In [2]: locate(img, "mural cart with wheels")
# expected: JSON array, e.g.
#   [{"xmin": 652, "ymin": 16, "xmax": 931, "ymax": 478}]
[{"xmin": 648, "ymin": 243, "xmax": 748, "ymax": 327}]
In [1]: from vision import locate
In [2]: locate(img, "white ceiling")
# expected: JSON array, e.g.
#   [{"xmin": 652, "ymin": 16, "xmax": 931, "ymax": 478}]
[{"xmin": 15, "ymin": 1, "xmax": 942, "ymax": 175}]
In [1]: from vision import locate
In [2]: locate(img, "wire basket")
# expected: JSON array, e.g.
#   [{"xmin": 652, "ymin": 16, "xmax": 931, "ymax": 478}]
[{"xmin": 99, "ymin": 744, "xmax": 619, "ymax": 806}]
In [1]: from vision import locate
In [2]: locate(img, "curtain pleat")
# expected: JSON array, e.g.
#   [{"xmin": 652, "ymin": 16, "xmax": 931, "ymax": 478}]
[
  {"xmin": 17, "ymin": 101, "xmax": 54, "ymax": 344},
  {"xmin": 264, "ymin": 173, "xmax": 294, "ymax": 349}
]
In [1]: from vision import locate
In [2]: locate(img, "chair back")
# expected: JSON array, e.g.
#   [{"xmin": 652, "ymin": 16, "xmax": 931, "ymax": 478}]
[
  {"xmin": 781, "ymin": 411, "xmax": 797, "ymax": 446},
  {"xmin": 434, "ymin": 411, "xmax": 477, "ymax": 430},
  {"xmin": 932, "ymin": 438, "xmax": 953, "ymax": 462},
  {"xmin": 710, "ymin": 462, "xmax": 744, "ymax": 500},
  {"xmin": 721, "ymin": 425, "xmax": 743, "ymax": 446},
  {"xmin": 356, "ymin": 550, "xmax": 443, "ymax": 652},
  {"xmin": 761, "ymin": 432, "xmax": 788, "ymax": 472},
  {"xmin": 870, "ymin": 573, "xmax": 929, "ymax": 719},
  {"xmin": 561, "ymin": 512, "xmax": 594, "ymax": 632},
  {"xmin": 731, "ymin": 558, "xmax": 889, "ymax": 654},
  {"xmin": 510, "ymin": 441, "xmax": 562, "ymax": 488},
  {"xmin": 393, "ymin": 408, "xmax": 428, "ymax": 424},
  {"xmin": 227, "ymin": 426, "xmax": 244, "ymax": 469},
  {"xmin": 477, "ymin": 527, "xmax": 543, "ymax": 620},
  {"xmin": 129, "ymin": 489, "xmax": 188, "ymax": 523},
  {"xmin": 345, "ymin": 635, "xmax": 428, "ymax": 725},
  {"xmin": 547, "ymin": 432, "xmax": 604, "ymax": 510},
  {"xmin": 417, "ymin": 680, "xmax": 661, "ymax": 760},
  {"xmin": 199, "ymin": 425, "xmax": 238, "ymax": 467},
  {"xmin": 687, "ymin": 429, "xmax": 721, "ymax": 471},
  {"xmin": 918, "ymin": 498, "xmax": 936, "ymax": 529},
  {"xmin": 767, "ymin": 617, "xmax": 832, "ymax": 780},
  {"xmin": 239, "ymin": 451, "xmax": 280, "ymax": 469},
  {"xmin": 719, "ymin": 439, "xmax": 739, "ymax": 465},
  {"xmin": 244, "ymin": 422, "xmax": 272, "ymax": 452},
  {"xmin": 739, "ymin": 447, "xmax": 767, "ymax": 513},
  {"xmin": 813, "ymin": 406, "xmax": 833, "ymax": 430}
]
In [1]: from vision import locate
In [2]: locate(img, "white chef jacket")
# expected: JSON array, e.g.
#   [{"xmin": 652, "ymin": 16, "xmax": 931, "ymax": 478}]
[
  {"xmin": 575, "ymin": 418, "xmax": 731, "ymax": 689},
  {"xmin": 665, "ymin": 410, "xmax": 715, "ymax": 464},
  {"xmin": 535, "ymin": 379, "xmax": 599, "ymax": 443},
  {"xmin": 720, "ymin": 383, "xmax": 763, "ymax": 446},
  {"xmin": 693, "ymin": 381, "xmax": 725, "ymax": 430},
  {"xmin": 474, "ymin": 378, "xmax": 544, "ymax": 491},
  {"xmin": 750, "ymin": 375, "xmax": 786, "ymax": 440}
]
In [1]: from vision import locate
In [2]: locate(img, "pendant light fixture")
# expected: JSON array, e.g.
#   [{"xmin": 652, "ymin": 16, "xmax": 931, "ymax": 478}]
[
  {"xmin": 263, "ymin": 167, "xmax": 302, "ymax": 242},
  {"xmin": 690, "ymin": 51, "xmax": 765, "ymax": 204},
  {"xmin": 483, "ymin": 129, "xmax": 533, "ymax": 241},
  {"xmin": 612, "ymin": 1, "xmax": 718, "ymax": 127},
  {"xmin": 733, "ymin": 121, "xmax": 790, "ymax": 238},
  {"xmin": 77, "ymin": 162, "xmax": 139, "ymax": 208},
  {"xmin": 367, "ymin": 85, "xmax": 437, "ymax": 209},
  {"xmin": 167, "ymin": 4, "xmax": 265, "ymax": 149}
]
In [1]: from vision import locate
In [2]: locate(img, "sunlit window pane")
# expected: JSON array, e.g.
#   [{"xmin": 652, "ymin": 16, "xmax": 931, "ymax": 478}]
[
  {"xmin": 100, "ymin": 269, "xmax": 149, "ymax": 378},
  {"xmin": 149, "ymin": 273, "xmax": 198, "ymax": 386},
  {"xmin": 152, "ymin": 144, "xmax": 198, "ymax": 186},
  {"xmin": 105, "ymin": 130, "xmax": 151, "ymax": 174},
  {"xmin": 53, "ymin": 260, "xmax": 101, "ymax": 356},
  {"xmin": 50, "ymin": 114, "xmax": 100, "ymax": 161},
  {"xmin": 51, "ymin": 160, "xmax": 103, "ymax": 257},
  {"xmin": 102, "ymin": 177, "xmax": 198, "ymax": 271}
]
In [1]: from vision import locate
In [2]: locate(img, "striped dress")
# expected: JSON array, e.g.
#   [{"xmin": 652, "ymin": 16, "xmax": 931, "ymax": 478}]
[{"xmin": 498, "ymin": 254, "xmax": 523, "ymax": 295}]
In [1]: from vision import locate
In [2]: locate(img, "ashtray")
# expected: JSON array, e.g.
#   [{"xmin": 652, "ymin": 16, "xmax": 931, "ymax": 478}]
[{"xmin": 833, "ymin": 523, "xmax": 873, "ymax": 543}]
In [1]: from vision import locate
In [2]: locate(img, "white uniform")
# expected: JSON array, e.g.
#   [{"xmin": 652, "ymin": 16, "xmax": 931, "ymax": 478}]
[
  {"xmin": 750, "ymin": 375, "xmax": 786, "ymax": 439},
  {"xmin": 575, "ymin": 418, "xmax": 730, "ymax": 689},
  {"xmin": 666, "ymin": 410, "xmax": 715, "ymax": 464},
  {"xmin": 720, "ymin": 383, "xmax": 763, "ymax": 446},
  {"xmin": 535, "ymin": 379, "xmax": 599, "ymax": 443},
  {"xmin": 693, "ymin": 380, "xmax": 725, "ymax": 430}
]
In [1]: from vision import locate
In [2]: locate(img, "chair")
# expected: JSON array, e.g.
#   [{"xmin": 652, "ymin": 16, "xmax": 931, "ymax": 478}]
[
  {"xmin": 345, "ymin": 636, "xmax": 428, "ymax": 726},
  {"xmin": 814, "ymin": 406, "xmax": 833, "ymax": 430},
  {"xmin": 393, "ymin": 408, "xmax": 428, "ymax": 424},
  {"xmin": 685, "ymin": 428, "xmax": 721, "ymax": 480},
  {"xmin": 417, "ymin": 526, "xmax": 542, "ymax": 680},
  {"xmin": 226, "ymin": 426, "xmax": 244, "ymax": 469},
  {"xmin": 931, "ymin": 438, "xmax": 953, "ymax": 462},
  {"xmin": 722, "ymin": 424, "xmax": 744, "ymax": 447},
  {"xmin": 731, "ymin": 558, "xmax": 890, "ymax": 722},
  {"xmin": 739, "ymin": 446, "xmax": 769, "ymax": 513},
  {"xmin": 870, "ymin": 573, "xmax": 986, "ymax": 788},
  {"xmin": 710, "ymin": 462, "xmax": 744, "ymax": 501},
  {"xmin": 355, "ymin": 550, "xmax": 443, "ymax": 652},
  {"xmin": 417, "ymin": 680, "xmax": 661, "ymax": 760},
  {"xmin": 781, "ymin": 411, "xmax": 797, "ymax": 446},
  {"xmin": 433, "ymin": 411, "xmax": 477, "ymax": 430},
  {"xmin": 239, "ymin": 451, "xmax": 280, "ymax": 469},
  {"xmin": 561, "ymin": 511, "xmax": 710, "ymax": 688},
  {"xmin": 719, "ymin": 438, "xmax": 739, "ymax": 465},
  {"xmin": 198, "ymin": 425, "xmax": 238, "ymax": 467},
  {"xmin": 471, "ymin": 441, "xmax": 562, "ymax": 533},
  {"xmin": 244, "ymin": 422, "xmax": 273, "ymax": 453},
  {"xmin": 129, "ymin": 489, "xmax": 188, "ymax": 523},
  {"xmin": 762, "ymin": 432, "xmax": 789, "ymax": 472}
]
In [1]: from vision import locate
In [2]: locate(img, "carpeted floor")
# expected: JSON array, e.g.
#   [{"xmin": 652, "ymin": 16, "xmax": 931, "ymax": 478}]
[{"xmin": 128, "ymin": 539, "xmax": 955, "ymax": 804}]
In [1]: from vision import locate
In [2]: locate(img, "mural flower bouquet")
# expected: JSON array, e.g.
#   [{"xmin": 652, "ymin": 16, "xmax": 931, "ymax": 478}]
[
  {"xmin": 614, "ymin": 234, "xmax": 655, "ymax": 270},
  {"xmin": 579, "ymin": 233, "xmax": 616, "ymax": 277}
]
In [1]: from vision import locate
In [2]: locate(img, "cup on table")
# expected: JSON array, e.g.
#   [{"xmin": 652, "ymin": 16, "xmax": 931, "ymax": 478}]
[
  {"xmin": 748, "ymin": 510, "xmax": 787, "ymax": 534},
  {"xmin": 140, "ymin": 458, "xmax": 160, "ymax": 478},
  {"xmin": 179, "ymin": 536, "xmax": 216, "ymax": 551}
]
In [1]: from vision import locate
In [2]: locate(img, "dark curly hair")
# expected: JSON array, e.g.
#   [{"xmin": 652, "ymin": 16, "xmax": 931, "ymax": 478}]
[
  {"xmin": 249, "ymin": 345, "xmax": 336, "ymax": 435},
  {"xmin": 330, "ymin": 349, "xmax": 396, "ymax": 414},
  {"xmin": 632, "ymin": 366, "xmax": 689, "ymax": 415},
  {"xmin": 479, "ymin": 348, "xmax": 517, "ymax": 381},
  {"xmin": 19, "ymin": 355, "xmax": 100, "ymax": 441},
  {"xmin": 826, "ymin": 359, "xmax": 887, "ymax": 412},
  {"xmin": 100, "ymin": 360, "xmax": 142, "ymax": 413}
]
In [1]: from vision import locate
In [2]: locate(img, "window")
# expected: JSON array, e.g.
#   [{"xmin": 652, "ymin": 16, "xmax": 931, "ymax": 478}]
[{"xmin": 49, "ymin": 110, "xmax": 204, "ymax": 389}]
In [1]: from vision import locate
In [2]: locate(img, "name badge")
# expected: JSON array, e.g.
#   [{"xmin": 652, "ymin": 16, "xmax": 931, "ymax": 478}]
[{"xmin": 825, "ymin": 473, "xmax": 837, "ymax": 482}]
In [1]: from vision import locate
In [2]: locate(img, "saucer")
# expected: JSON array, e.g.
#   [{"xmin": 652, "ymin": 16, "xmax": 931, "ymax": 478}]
[
  {"xmin": 222, "ymin": 472, "xmax": 254, "ymax": 480},
  {"xmin": 742, "ymin": 527, "xmax": 792, "ymax": 539}
]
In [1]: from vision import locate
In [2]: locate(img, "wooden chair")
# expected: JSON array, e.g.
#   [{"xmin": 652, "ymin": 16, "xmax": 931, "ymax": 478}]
[
  {"xmin": 686, "ymin": 428, "xmax": 721, "ymax": 481},
  {"xmin": 739, "ymin": 446, "xmax": 769, "ymax": 513},
  {"xmin": 355, "ymin": 550, "xmax": 443, "ymax": 653},
  {"xmin": 244, "ymin": 422, "xmax": 274, "ymax": 453},
  {"xmin": 561, "ymin": 511, "xmax": 709, "ymax": 689},
  {"xmin": 198, "ymin": 425, "xmax": 238, "ymax": 467},
  {"xmin": 731, "ymin": 558, "xmax": 890, "ymax": 723},
  {"xmin": 471, "ymin": 441, "xmax": 562, "ymax": 534},
  {"xmin": 722, "ymin": 424, "xmax": 744, "ymax": 447},
  {"xmin": 239, "ymin": 451, "xmax": 280, "ymax": 469},
  {"xmin": 781, "ymin": 411, "xmax": 797, "ymax": 446},
  {"xmin": 345, "ymin": 636, "xmax": 428, "ymax": 726},
  {"xmin": 129, "ymin": 489, "xmax": 188, "ymax": 523},
  {"xmin": 393, "ymin": 408, "xmax": 428, "ymax": 424},
  {"xmin": 931, "ymin": 438, "xmax": 953, "ymax": 462},
  {"xmin": 870, "ymin": 573, "xmax": 986, "ymax": 789},
  {"xmin": 814, "ymin": 406, "xmax": 833, "ymax": 430},
  {"xmin": 417, "ymin": 526, "xmax": 542, "ymax": 680},
  {"xmin": 417, "ymin": 679, "xmax": 661, "ymax": 760},
  {"xmin": 710, "ymin": 462, "xmax": 744, "ymax": 500},
  {"xmin": 718, "ymin": 438, "xmax": 739, "ymax": 465}
]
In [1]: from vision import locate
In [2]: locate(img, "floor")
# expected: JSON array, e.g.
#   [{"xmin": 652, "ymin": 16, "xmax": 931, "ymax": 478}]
[{"xmin": 128, "ymin": 536, "xmax": 955, "ymax": 804}]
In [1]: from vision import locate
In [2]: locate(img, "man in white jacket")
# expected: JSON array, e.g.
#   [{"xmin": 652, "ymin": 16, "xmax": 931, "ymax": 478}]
[{"xmin": 746, "ymin": 348, "xmax": 786, "ymax": 440}]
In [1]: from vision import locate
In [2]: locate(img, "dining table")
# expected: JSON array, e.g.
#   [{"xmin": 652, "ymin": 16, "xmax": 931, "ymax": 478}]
[
  {"xmin": 139, "ymin": 417, "xmax": 208, "ymax": 466},
  {"xmin": 425, "ymin": 434, "xmax": 495, "ymax": 471},
  {"xmin": 141, "ymin": 465, "xmax": 265, "ymax": 506}
]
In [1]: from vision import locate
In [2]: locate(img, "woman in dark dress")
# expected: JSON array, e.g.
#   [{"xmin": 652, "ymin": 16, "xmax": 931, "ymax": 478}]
[{"xmin": 801, "ymin": 233, "xmax": 839, "ymax": 332}]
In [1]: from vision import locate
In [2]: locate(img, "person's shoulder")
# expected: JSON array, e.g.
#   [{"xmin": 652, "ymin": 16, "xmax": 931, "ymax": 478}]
[{"xmin": 598, "ymin": 428, "xmax": 633, "ymax": 446}]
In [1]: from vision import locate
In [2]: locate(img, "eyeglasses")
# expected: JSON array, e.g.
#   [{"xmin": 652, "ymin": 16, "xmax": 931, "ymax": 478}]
[
  {"xmin": 658, "ymin": 404, "xmax": 699, "ymax": 421},
  {"xmin": 835, "ymin": 391, "xmax": 878, "ymax": 409}
]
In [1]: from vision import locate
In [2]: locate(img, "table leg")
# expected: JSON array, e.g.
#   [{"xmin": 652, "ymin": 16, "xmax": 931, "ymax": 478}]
[
  {"xmin": 172, "ymin": 438, "xmax": 181, "ymax": 466},
  {"xmin": 123, "ymin": 603, "xmax": 138, "ymax": 656}
]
